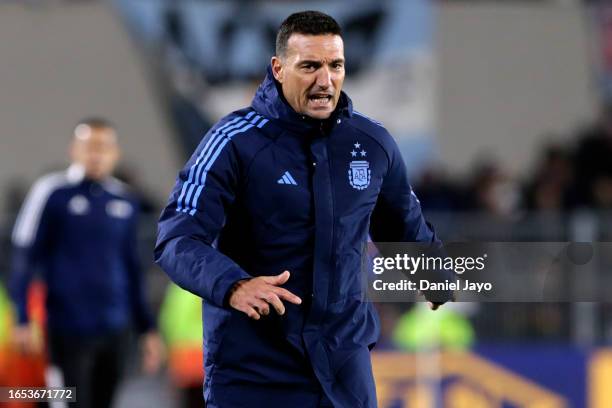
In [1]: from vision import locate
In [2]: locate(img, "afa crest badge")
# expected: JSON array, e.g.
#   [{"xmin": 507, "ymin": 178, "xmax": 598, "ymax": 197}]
[{"xmin": 348, "ymin": 142, "xmax": 371, "ymax": 190}]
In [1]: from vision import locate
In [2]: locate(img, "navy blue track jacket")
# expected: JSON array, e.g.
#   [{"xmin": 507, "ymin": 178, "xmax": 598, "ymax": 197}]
[
  {"xmin": 10, "ymin": 165, "xmax": 154, "ymax": 335},
  {"xmin": 155, "ymin": 67, "xmax": 453, "ymax": 407}
]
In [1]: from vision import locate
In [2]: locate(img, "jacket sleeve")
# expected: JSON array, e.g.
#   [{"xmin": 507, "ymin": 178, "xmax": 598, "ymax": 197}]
[
  {"xmin": 154, "ymin": 124, "xmax": 251, "ymax": 308},
  {"xmin": 370, "ymin": 135, "xmax": 438, "ymax": 243},
  {"xmin": 369, "ymin": 134, "xmax": 455, "ymax": 303},
  {"xmin": 124, "ymin": 201, "xmax": 155, "ymax": 334},
  {"xmin": 9, "ymin": 177, "xmax": 55, "ymax": 325}
]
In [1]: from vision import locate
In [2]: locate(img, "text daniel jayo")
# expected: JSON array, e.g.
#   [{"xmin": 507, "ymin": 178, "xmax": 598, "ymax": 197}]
[{"xmin": 372, "ymin": 279, "xmax": 492, "ymax": 293}]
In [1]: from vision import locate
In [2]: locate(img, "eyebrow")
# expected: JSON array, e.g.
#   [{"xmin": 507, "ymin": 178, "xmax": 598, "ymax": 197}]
[{"xmin": 298, "ymin": 58, "xmax": 345, "ymax": 66}]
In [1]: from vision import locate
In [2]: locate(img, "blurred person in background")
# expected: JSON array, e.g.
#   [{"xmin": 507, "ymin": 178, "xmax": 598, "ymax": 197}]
[
  {"xmin": 1, "ymin": 280, "xmax": 47, "ymax": 408},
  {"xmin": 155, "ymin": 11, "xmax": 454, "ymax": 408},
  {"xmin": 468, "ymin": 160, "xmax": 521, "ymax": 218},
  {"xmin": 524, "ymin": 143, "xmax": 574, "ymax": 211},
  {"xmin": 9, "ymin": 118, "xmax": 164, "ymax": 408},
  {"xmin": 413, "ymin": 167, "xmax": 465, "ymax": 212},
  {"xmin": 159, "ymin": 283, "xmax": 204, "ymax": 408},
  {"xmin": 392, "ymin": 303, "xmax": 475, "ymax": 352},
  {"xmin": 572, "ymin": 102, "xmax": 612, "ymax": 208}
]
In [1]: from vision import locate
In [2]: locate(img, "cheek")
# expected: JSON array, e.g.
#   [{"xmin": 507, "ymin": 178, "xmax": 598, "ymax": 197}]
[
  {"xmin": 290, "ymin": 80, "xmax": 308, "ymax": 101},
  {"xmin": 102, "ymin": 153, "xmax": 117, "ymax": 166},
  {"xmin": 333, "ymin": 75, "xmax": 344, "ymax": 90}
]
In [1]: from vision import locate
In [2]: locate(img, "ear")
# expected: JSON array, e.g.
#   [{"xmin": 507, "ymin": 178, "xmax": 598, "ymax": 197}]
[{"xmin": 271, "ymin": 56, "xmax": 283, "ymax": 83}]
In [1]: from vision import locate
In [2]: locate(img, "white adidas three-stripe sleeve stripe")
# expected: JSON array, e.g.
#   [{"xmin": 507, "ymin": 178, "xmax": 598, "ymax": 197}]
[{"xmin": 12, "ymin": 173, "xmax": 68, "ymax": 247}]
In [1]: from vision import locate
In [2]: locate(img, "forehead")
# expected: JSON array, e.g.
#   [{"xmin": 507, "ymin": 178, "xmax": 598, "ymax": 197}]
[{"xmin": 285, "ymin": 34, "xmax": 344, "ymax": 61}]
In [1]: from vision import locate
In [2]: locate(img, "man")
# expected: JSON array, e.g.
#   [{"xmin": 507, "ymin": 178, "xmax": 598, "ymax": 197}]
[
  {"xmin": 10, "ymin": 118, "xmax": 163, "ymax": 408},
  {"xmin": 156, "ymin": 11, "xmax": 453, "ymax": 407}
]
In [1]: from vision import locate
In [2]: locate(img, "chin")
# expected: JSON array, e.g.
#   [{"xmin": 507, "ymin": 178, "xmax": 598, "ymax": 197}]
[
  {"xmin": 86, "ymin": 170, "xmax": 107, "ymax": 180},
  {"xmin": 307, "ymin": 110, "xmax": 333, "ymax": 120}
]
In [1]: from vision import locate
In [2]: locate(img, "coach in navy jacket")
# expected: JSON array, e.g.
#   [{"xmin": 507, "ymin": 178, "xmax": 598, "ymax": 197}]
[
  {"xmin": 10, "ymin": 118, "xmax": 163, "ymax": 408},
  {"xmin": 11, "ymin": 164, "xmax": 152, "ymax": 335},
  {"xmin": 156, "ymin": 11, "xmax": 453, "ymax": 408}
]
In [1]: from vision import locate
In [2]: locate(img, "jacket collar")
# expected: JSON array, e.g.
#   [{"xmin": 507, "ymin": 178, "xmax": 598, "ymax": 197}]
[
  {"xmin": 66, "ymin": 164, "xmax": 114, "ymax": 189},
  {"xmin": 66, "ymin": 164, "xmax": 86, "ymax": 184},
  {"xmin": 251, "ymin": 65, "xmax": 353, "ymax": 134}
]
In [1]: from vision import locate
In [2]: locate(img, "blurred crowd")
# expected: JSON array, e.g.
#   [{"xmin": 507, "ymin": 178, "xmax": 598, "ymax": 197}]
[
  {"xmin": 407, "ymin": 104, "xmax": 612, "ymax": 347},
  {"xmin": 414, "ymin": 105, "xmax": 612, "ymax": 218}
]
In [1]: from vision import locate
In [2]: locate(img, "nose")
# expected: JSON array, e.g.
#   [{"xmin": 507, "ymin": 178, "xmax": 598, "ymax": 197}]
[{"xmin": 315, "ymin": 67, "xmax": 332, "ymax": 89}]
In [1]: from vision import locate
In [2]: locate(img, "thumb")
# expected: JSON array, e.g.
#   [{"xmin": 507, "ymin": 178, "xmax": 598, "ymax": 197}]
[{"xmin": 267, "ymin": 270, "xmax": 290, "ymax": 285}]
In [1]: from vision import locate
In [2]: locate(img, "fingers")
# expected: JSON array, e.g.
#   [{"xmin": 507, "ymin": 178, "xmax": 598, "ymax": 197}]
[
  {"xmin": 250, "ymin": 298, "xmax": 270, "ymax": 316},
  {"xmin": 230, "ymin": 293, "xmax": 263, "ymax": 320},
  {"xmin": 243, "ymin": 306, "xmax": 261, "ymax": 320},
  {"xmin": 262, "ymin": 270, "xmax": 290, "ymax": 285},
  {"xmin": 229, "ymin": 272, "xmax": 303, "ymax": 320},
  {"xmin": 274, "ymin": 287, "xmax": 302, "ymax": 305},
  {"xmin": 239, "ymin": 290, "xmax": 297, "ymax": 319},
  {"xmin": 260, "ymin": 271, "xmax": 302, "ymax": 305},
  {"xmin": 263, "ymin": 292, "xmax": 285, "ymax": 315}
]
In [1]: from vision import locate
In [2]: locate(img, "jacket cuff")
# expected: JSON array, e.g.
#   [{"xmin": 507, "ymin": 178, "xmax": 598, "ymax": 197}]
[{"xmin": 210, "ymin": 268, "xmax": 251, "ymax": 308}]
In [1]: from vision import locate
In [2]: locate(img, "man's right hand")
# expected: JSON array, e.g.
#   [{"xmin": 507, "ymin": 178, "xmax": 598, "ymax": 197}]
[
  {"xmin": 12, "ymin": 324, "xmax": 42, "ymax": 355},
  {"xmin": 228, "ymin": 270, "xmax": 302, "ymax": 320}
]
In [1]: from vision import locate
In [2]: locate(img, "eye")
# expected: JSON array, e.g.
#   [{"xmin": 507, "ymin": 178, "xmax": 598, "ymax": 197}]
[
  {"xmin": 332, "ymin": 62, "xmax": 344, "ymax": 70},
  {"xmin": 302, "ymin": 64, "xmax": 316, "ymax": 72}
]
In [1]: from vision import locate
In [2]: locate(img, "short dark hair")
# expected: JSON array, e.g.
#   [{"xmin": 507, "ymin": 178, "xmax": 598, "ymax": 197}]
[
  {"xmin": 72, "ymin": 117, "xmax": 116, "ymax": 141},
  {"xmin": 275, "ymin": 11, "xmax": 342, "ymax": 58},
  {"xmin": 75, "ymin": 117, "xmax": 116, "ymax": 131}
]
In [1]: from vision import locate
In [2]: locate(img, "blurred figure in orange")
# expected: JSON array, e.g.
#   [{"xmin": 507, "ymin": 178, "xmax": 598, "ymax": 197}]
[
  {"xmin": 159, "ymin": 283, "xmax": 204, "ymax": 408},
  {"xmin": 9, "ymin": 118, "xmax": 164, "ymax": 408},
  {"xmin": 1, "ymin": 281, "xmax": 46, "ymax": 408}
]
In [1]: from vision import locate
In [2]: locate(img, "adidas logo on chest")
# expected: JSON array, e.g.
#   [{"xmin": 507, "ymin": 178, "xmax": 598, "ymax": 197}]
[{"xmin": 277, "ymin": 171, "xmax": 297, "ymax": 186}]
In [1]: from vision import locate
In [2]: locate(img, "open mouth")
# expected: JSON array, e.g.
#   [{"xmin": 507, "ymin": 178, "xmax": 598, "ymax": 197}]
[{"xmin": 308, "ymin": 94, "xmax": 333, "ymax": 107}]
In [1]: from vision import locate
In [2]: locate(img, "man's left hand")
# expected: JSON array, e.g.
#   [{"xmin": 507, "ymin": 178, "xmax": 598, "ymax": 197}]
[{"xmin": 141, "ymin": 331, "xmax": 165, "ymax": 375}]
